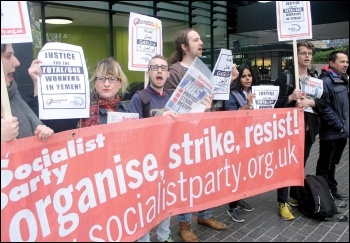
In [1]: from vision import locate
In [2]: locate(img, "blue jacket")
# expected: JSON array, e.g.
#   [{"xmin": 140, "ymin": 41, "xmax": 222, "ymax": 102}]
[
  {"xmin": 223, "ymin": 88, "xmax": 252, "ymax": 111},
  {"xmin": 129, "ymin": 85, "xmax": 171, "ymax": 118},
  {"xmin": 318, "ymin": 67, "xmax": 349, "ymax": 140}
]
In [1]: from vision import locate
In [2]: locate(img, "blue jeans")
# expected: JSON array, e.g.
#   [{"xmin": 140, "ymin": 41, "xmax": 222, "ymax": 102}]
[
  {"xmin": 177, "ymin": 209, "xmax": 212, "ymax": 222},
  {"xmin": 137, "ymin": 217, "xmax": 171, "ymax": 242}
]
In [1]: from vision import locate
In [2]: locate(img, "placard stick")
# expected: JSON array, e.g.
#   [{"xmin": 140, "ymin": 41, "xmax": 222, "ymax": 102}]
[
  {"xmin": 144, "ymin": 71, "xmax": 149, "ymax": 88},
  {"xmin": 292, "ymin": 39, "xmax": 300, "ymax": 90},
  {"xmin": 1, "ymin": 60, "xmax": 12, "ymax": 118}
]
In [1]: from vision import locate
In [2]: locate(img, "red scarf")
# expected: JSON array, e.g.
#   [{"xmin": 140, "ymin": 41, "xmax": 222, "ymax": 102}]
[
  {"xmin": 98, "ymin": 98, "xmax": 120, "ymax": 110},
  {"xmin": 80, "ymin": 90, "xmax": 120, "ymax": 127}
]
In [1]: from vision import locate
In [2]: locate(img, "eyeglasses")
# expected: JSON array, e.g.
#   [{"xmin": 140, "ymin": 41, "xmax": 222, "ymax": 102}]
[
  {"xmin": 298, "ymin": 52, "xmax": 313, "ymax": 56},
  {"xmin": 96, "ymin": 76, "xmax": 121, "ymax": 83},
  {"xmin": 148, "ymin": 65, "xmax": 169, "ymax": 71}
]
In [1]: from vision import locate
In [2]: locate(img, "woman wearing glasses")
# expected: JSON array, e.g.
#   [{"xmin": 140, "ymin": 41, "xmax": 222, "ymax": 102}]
[{"xmin": 80, "ymin": 57, "xmax": 129, "ymax": 127}]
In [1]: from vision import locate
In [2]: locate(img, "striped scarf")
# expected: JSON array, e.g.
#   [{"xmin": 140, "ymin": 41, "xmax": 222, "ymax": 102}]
[{"xmin": 80, "ymin": 89, "xmax": 120, "ymax": 127}]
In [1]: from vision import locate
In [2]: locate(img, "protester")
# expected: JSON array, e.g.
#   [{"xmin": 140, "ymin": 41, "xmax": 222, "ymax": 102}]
[
  {"xmin": 129, "ymin": 55, "xmax": 172, "ymax": 118},
  {"xmin": 164, "ymin": 28, "xmax": 203, "ymax": 93},
  {"xmin": 80, "ymin": 57, "xmax": 129, "ymax": 127},
  {"xmin": 223, "ymin": 64, "xmax": 257, "ymax": 222},
  {"xmin": 224, "ymin": 64, "xmax": 258, "ymax": 110},
  {"xmin": 1, "ymin": 43, "xmax": 54, "ymax": 142},
  {"xmin": 316, "ymin": 50, "xmax": 349, "ymax": 200},
  {"xmin": 129, "ymin": 54, "xmax": 173, "ymax": 242},
  {"xmin": 26, "ymin": 59, "xmax": 79, "ymax": 132},
  {"xmin": 164, "ymin": 28, "xmax": 227, "ymax": 242},
  {"xmin": 274, "ymin": 40, "xmax": 326, "ymax": 220}
]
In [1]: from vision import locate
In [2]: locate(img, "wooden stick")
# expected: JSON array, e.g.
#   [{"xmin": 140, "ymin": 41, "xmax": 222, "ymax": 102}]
[
  {"xmin": 292, "ymin": 39, "xmax": 300, "ymax": 90},
  {"xmin": 144, "ymin": 71, "xmax": 149, "ymax": 88},
  {"xmin": 1, "ymin": 59, "xmax": 12, "ymax": 118}
]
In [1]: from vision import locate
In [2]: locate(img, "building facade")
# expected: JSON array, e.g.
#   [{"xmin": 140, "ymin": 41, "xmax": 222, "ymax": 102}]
[{"xmin": 13, "ymin": 1, "xmax": 349, "ymax": 96}]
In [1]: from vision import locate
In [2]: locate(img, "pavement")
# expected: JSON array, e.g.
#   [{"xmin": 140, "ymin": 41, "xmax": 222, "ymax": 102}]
[{"xmin": 149, "ymin": 136, "xmax": 349, "ymax": 242}]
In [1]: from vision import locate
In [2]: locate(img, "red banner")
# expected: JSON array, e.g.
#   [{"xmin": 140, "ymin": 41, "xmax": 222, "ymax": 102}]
[{"xmin": 1, "ymin": 108, "xmax": 305, "ymax": 242}]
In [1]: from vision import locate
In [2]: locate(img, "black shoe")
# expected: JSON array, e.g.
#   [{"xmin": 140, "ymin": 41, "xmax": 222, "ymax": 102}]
[
  {"xmin": 332, "ymin": 191, "xmax": 349, "ymax": 200},
  {"xmin": 237, "ymin": 199, "xmax": 254, "ymax": 211},
  {"xmin": 227, "ymin": 208, "xmax": 245, "ymax": 223}
]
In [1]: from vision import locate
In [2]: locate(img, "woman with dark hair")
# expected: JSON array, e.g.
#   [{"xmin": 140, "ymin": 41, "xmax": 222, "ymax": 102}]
[
  {"xmin": 1, "ymin": 43, "xmax": 54, "ymax": 142},
  {"xmin": 223, "ymin": 64, "xmax": 257, "ymax": 223},
  {"xmin": 224, "ymin": 64, "xmax": 259, "ymax": 110}
]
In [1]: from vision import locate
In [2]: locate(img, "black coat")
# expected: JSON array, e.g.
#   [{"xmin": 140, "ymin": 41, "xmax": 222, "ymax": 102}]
[
  {"xmin": 318, "ymin": 69, "xmax": 349, "ymax": 140},
  {"xmin": 274, "ymin": 70, "xmax": 327, "ymax": 143}
]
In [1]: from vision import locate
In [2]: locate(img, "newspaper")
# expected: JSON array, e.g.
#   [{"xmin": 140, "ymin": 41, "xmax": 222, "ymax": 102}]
[
  {"xmin": 300, "ymin": 76, "xmax": 324, "ymax": 114},
  {"xmin": 252, "ymin": 86, "xmax": 280, "ymax": 109},
  {"xmin": 165, "ymin": 57, "xmax": 213, "ymax": 114},
  {"xmin": 107, "ymin": 112, "xmax": 139, "ymax": 123}
]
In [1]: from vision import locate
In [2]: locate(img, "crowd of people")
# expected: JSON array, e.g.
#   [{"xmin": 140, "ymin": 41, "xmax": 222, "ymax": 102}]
[{"xmin": 1, "ymin": 27, "xmax": 349, "ymax": 242}]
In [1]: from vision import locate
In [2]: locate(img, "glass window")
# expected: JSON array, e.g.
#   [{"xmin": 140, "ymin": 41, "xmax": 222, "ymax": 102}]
[
  {"xmin": 282, "ymin": 56, "xmax": 293, "ymax": 70},
  {"xmin": 29, "ymin": 2, "xmax": 110, "ymax": 78}
]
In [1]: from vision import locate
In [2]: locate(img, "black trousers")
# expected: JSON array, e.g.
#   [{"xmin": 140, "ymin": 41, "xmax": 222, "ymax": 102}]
[
  {"xmin": 316, "ymin": 138, "xmax": 348, "ymax": 193},
  {"xmin": 278, "ymin": 132, "xmax": 313, "ymax": 203},
  {"xmin": 289, "ymin": 133, "xmax": 313, "ymax": 200}
]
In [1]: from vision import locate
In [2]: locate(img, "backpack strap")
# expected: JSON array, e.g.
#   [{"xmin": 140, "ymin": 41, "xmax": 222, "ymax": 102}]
[
  {"xmin": 319, "ymin": 71, "xmax": 345, "ymax": 84},
  {"xmin": 283, "ymin": 70, "xmax": 294, "ymax": 95},
  {"xmin": 136, "ymin": 89, "xmax": 173, "ymax": 118},
  {"xmin": 136, "ymin": 90, "xmax": 151, "ymax": 118}
]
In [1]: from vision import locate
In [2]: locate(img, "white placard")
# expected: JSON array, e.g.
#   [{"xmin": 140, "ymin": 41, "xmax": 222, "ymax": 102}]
[
  {"xmin": 1, "ymin": 1, "xmax": 33, "ymax": 44},
  {"xmin": 276, "ymin": 1, "xmax": 312, "ymax": 41},
  {"xmin": 252, "ymin": 86, "xmax": 280, "ymax": 110},
  {"xmin": 128, "ymin": 12, "xmax": 163, "ymax": 71},
  {"xmin": 212, "ymin": 49, "xmax": 233, "ymax": 100},
  {"xmin": 37, "ymin": 42, "xmax": 90, "ymax": 119}
]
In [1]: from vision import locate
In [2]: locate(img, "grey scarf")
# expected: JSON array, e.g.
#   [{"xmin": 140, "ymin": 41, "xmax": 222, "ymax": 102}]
[
  {"xmin": 8, "ymin": 81, "xmax": 42, "ymax": 139},
  {"xmin": 231, "ymin": 90, "xmax": 247, "ymax": 108}
]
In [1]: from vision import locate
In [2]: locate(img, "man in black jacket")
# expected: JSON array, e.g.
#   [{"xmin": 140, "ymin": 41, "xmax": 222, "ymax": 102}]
[
  {"xmin": 316, "ymin": 50, "xmax": 349, "ymax": 200},
  {"xmin": 274, "ymin": 40, "xmax": 326, "ymax": 220}
]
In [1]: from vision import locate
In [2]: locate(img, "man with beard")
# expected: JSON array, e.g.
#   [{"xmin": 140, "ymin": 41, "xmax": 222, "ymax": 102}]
[
  {"xmin": 164, "ymin": 28, "xmax": 227, "ymax": 242},
  {"xmin": 316, "ymin": 50, "xmax": 349, "ymax": 200}
]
